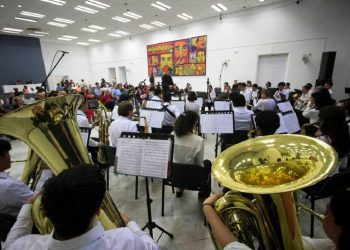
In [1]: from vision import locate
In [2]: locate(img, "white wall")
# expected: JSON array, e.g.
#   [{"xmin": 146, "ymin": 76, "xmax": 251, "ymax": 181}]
[
  {"xmin": 40, "ymin": 42, "xmax": 91, "ymax": 90},
  {"xmin": 86, "ymin": 0, "xmax": 350, "ymax": 100}
]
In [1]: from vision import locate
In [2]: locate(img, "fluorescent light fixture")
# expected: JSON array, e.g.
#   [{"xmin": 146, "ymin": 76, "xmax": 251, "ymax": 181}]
[
  {"xmin": 108, "ymin": 33, "xmax": 122, "ymax": 37},
  {"xmin": 0, "ymin": 5, "xmax": 4, "ymax": 7},
  {"xmin": 47, "ymin": 21, "xmax": 68, "ymax": 27},
  {"xmin": 115, "ymin": 30, "xmax": 129, "ymax": 35},
  {"xmin": 28, "ymin": 33, "xmax": 44, "ymax": 37},
  {"xmin": 81, "ymin": 27, "xmax": 98, "ymax": 33},
  {"xmin": 20, "ymin": 11, "xmax": 45, "ymax": 18},
  {"xmin": 181, "ymin": 13, "xmax": 193, "ymax": 19},
  {"xmin": 123, "ymin": 11, "xmax": 142, "ymax": 19},
  {"xmin": 58, "ymin": 37, "xmax": 72, "ymax": 41},
  {"xmin": 88, "ymin": 39, "xmax": 100, "ymax": 42},
  {"xmin": 1, "ymin": 30, "xmax": 20, "ymax": 34},
  {"xmin": 34, "ymin": 31, "xmax": 49, "ymax": 35},
  {"xmin": 86, "ymin": 0, "xmax": 110, "ymax": 8},
  {"xmin": 112, "ymin": 16, "xmax": 131, "ymax": 23},
  {"xmin": 151, "ymin": 3, "xmax": 167, "ymax": 11},
  {"xmin": 150, "ymin": 21, "xmax": 165, "ymax": 27},
  {"xmin": 177, "ymin": 14, "xmax": 188, "ymax": 20},
  {"xmin": 3, "ymin": 27, "xmax": 23, "ymax": 32},
  {"xmin": 211, "ymin": 5, "xmax": 222, "ymax": 12},
  {"xmin": 74, "ymin": 5, "xmax": 98, "ymax": 14},
  {"xmin": 88, "ymin": 25, "xmax": 106, "ymax": 30},
  {"xmin": 62, "ymin": 35, "xmax": 77, "ymax": 39},
  {"xmin": 217, "ymin": 3, "xmax": 227, "ymax": 10},
  {"xmin": 259, "ymin": 0, "xmax": 265, "ymax": 1},
  {"xmin": 139, "ymin": 24, "xmax": 154, "ymax": 30},
  {"xmin": 77, "ymin": 42, "xmax": 89, "ymax": 46},
  {"xmin": 15, "ymin": 17, "xmax": 37, "ymax": 22},
  {"xmin": 155, "ymin": 1, "xmax": 171, "ymax": 9},
  {"xmin": 54, "ymin": 17, "xmax": 75, "ymax": 24},
  {"xmin": 18, "ymin": 5, "xmax": 22, "ymax": 7},
  {"xmin": 85, "ymin": 0, "xmax": 110, "ymax": 9},
  {"xmin": 40, "ymin": 0, "xmax": 66, "ymax": 6}
]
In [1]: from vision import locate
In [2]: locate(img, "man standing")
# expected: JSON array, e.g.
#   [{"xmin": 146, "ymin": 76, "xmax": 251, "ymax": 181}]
[{"xmin": 161, "ymin": 68, "xmax": 174, "ymax": 93}]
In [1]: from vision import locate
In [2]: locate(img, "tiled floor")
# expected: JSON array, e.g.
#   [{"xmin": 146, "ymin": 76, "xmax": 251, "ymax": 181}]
[{"xmin": 5, "ymin": 134, "xmax": 327, "ymax": 250}]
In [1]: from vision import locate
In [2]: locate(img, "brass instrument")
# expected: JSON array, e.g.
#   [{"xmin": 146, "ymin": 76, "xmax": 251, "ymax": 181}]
[
  {"xmin": 96, "ymin": 105, "xmax": 111, "ymax": 165},
  {"xmin": 133, "ymin": 115, "xmax": 149, "ymax": 133},
  {"xmin": 212, "ymin": 134, "xmax": 337, "ymax": 250},
  {"xmin": 0, "ymin": 95, "xmax": 125, "ymax": 234}
]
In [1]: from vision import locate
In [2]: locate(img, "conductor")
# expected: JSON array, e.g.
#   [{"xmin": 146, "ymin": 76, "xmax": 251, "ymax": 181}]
[{"xmin": 161, "ymin": 68, "xmax": 174, "ymax": 93}]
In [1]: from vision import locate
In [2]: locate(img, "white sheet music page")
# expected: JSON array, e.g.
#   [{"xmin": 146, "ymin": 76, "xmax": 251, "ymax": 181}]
[
  {"xmin": 149, "ymin": 111, "xmax": 164, "ymax": 128},
  {"xmin": 194, "ymin": 97, "xmax": 203, "ymax": 108},
  {"xmin": 200, "ymin": 113, "xmax": 217, "ymax": 133},
  {"xmin": 217, "ymin": 113, "xmax": 234, "ymax": 133},
  {"xmin": 277, "ymin": 101, "xmax": 294, "ymax": 113},
  {"xmin": 141, "ymin": 139, "xmax": 170, "ymax": 178},
  {"xmin": 283, "ymin": 112, "xmax": 301, "ymax": 133},
  {"xmin": 139, "ymin": 109, "xmax": 151, "ymax": 127},
  {"xmin": 276, "ymin": 113, "xmax": 288, "ymax": 134},
  {"xmin": 214, "ymin": 101, "xmax": 231, "ymax": 111},
  {"xmin": 172, "ymin": 101, "xmax": 185, "ymax": 113},
  {"xmin": 80, "ymin": 132, "xmax": 89, "ymax": 147},
  {"xmin": 117, "ymin": 138, "xmax": 143, "ymax": 176},
  {"xmin": 145, "ymin": 100, "xmax": 162, "ymax": 109}
]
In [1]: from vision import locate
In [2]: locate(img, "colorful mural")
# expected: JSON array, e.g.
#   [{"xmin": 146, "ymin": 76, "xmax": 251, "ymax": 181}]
[{"xmin": 147, "ymin": 35, "xmax": 207, "ymax": 76}]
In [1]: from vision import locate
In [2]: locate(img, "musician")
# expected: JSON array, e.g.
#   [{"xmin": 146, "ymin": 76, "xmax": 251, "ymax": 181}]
[
  {"xmin": 253, "ymin": 89, "xmax": 276, "ymax": 112},
  {"xmin": 0, "ymin": 139, "xmax": 51, "ymax": 218},
  {"xmin": 150, "ymin": 88, "xmax": 162, "ymax": 101},
  {"xmin": 203, "ymin": 191, "xmax": 350, "ymax": 250},
  {"xmin": 185, "ymin": 91, "xmax": 200, "ymax": 116},
  {"xmin": 161, "ymin": 68, "xmax": 174, "ymax": 93},
  {"xmin": 273, "ymin": 82, "xmax": 289, "ymax": 102},
  {"xmin": 239, "ymin": 83, "xmax": 252, "ymax": 105},
  {"xmin": 206, "ymin": 85, "xmax": 216, "ymax": 111},
  {"xmin": 230, "ymin": 93, "xmax": 254, "ymax": 131},
  {"xmin": 159, "ymin": 92, "xmax": 180, "ymax": 134},
  {"xmin": 294, "ymin": 84, "xmax": 312, "ymax": 111},
  {"xmin": 302, "ymin": 89, "xmax": 334, "ymax": 124},
  {"xmin": 4, "ymin": 166, "xmax": 159, "ymax": 250},
  {"xmin": 109, "ymin": 101, "xmax": 138, "ymax": 147},
  {"xmin": 255, "ymin": 110, "xmax": 280, "ymax": 136}
]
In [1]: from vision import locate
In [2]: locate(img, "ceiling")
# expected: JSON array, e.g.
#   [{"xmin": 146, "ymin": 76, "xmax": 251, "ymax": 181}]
[{"xmin": 0, "ymin": 0, "xmax": 287, "ymax": 46}]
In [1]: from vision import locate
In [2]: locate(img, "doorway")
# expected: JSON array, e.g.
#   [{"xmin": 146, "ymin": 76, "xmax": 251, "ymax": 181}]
[
  {"xmin": 108, "ymin": 67, "xmax": 117, "ymax": 84},
  {"xmin": 118, "ymin": 66, "xmax": 127, "ymax": 84},
  {"xmin": 256, "ymin": 54, "xmax": 288, "ymax": 86}
]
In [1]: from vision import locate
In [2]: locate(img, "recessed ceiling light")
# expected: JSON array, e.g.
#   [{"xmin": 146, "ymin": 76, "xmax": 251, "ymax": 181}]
[
  {"xmin": 58, "ymin": 37, "xmax": 72, "ymax": 41},
  {"xmin": 108, "ymin": 33, "xmax": 122, "ymax": 37},
  {"xmin": 74, "ymin": 5, "xmax": 98, "ymax": 14},
  {"xmin": 77, "ymin": 42, "xmax": 89, "ymax": 46},
  {"xmin": 62, "ymin": 35, "xmax": 77, "ymax": 39},
  {"xmin": 88, "ymin": 25, "xmax": 106, "ymax": 30},
  {"xmin": 88, "ymin": 39, "xmax": 100, "ymax": 42},
  {"xmin": 181, "ymin": 13, "xmax": 193, "ymax": 19},
  {"xmin": 1, "ymin": 30, "xmax": 20, "ymax": 34},
  {"xmin": 15, "ymin": 17, "xmax": 37, "ymax": 22},
  {"xmin": 3, "ymin": 27, "xmax": 24, "ymax": 32},
  {"xmin": 20, "ymin": 11, "xmax": 45, "ymax": 18},
  {"xmin": 0, "ymin": 5, "xmax": 4, "ymax": 8},
  {"xmin": 115, "ymin": 30, "xmax": 130, "ymax": 35},
  {"xmin": 150, "ymin": 21, "xmax": 165, "ymax": 27},
  {"xmin": 28, "ymin": 33, "xmax": 44, "ymax": 37},
  {"xmin": 81, "ymin": 27, "xmax": 98, "ymax": 33},
  {"xmin": 34, "ymin": 31, "xmax": 50, "ymax": 35},
  {"xmin": 18, "ymin": 5, "xmax": 22, "ymax": 7},
  {"xmin": 211, "ymin": 5, "xmax": 222, "ymax": 12},
  {"xmin": 47, "ymin": 22, "xmax": 68, "ymax": 27},
  {"xmin": 217, "ymin": 3, "xmax": 227, "ymax": 11},
  {"xmin": 123, "ymin": 11, "xmax": 142, "ymax": 19},
  {"xmin": 139, "ymin": 24, "xmax": 154, "ymax": 30},
  {"xmin": 259, "ymin": 0, "xmax": 265, "ymax": 1},
  {"xmin": 54, "ymin": 18, "xmax": 75, "ymax": 24},
  {"xmin": 112, "ymin": 16, "xmax": 131, "ymax": 23},
  {"xmin": 40, "ymin": 0, "xmax": 66, "ymax": 6},
  {"xmin": 177, "ymin": 14, "xmax": 188, "ymax": 20},
  {"xmin": 85, "ymin": 0, "xmax": 110, "ymax": 9}
]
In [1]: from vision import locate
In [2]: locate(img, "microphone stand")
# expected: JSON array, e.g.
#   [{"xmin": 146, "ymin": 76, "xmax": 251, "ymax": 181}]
[
  {"xmin": 218, "ymin": 62, "xmax": 225, "ymax": 90},
  {"xmin": 41, "ymin": 51, "xmax": 67, "ymax": 93}
]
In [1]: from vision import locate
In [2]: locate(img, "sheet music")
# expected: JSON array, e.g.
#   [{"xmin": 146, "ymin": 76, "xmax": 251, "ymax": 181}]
[
  {"xmin": 214, "ymin": 101, "xmax": 231, "ymax": 111},
  {"xmin": 149, "ymin": 111, "xmax": 164, "ymax": 128},
  {"xmin": 142, "ymin": 139, "xmax": 170, "ymax": 178},
  {"xmin": 217, "ymin": 113, "xmax": 234, "ymax": 133},
  {"xmin": 80, "ymin": 132, "xmax": 89, "ymax": 146},
  {"xmin": 277, "ymin": 101, "xmax": 294, "ymax": 113},
  {"xmin": 283, "ymin": 112, "xmax": 301, "ymax": 133},
  {"xmin": 117, "ymin": 138, "xmax": 143, "ymax": 175},
  {"xmin": 200, "ymin": 114, "xmax": 218, "ymax": 133},
  {"xmin": 145, "ymin": 100, "xmax": 162, "ymax": 109},
  {"xmin": 172, "ymin": 100, "xmax": 185, "ymax": 113},
  {"xmin": 139, "ymin": 109, "xmax": 151, "ymax": 127},
  {"xmin": 194, "ymin": 97, "xmax": 203, "ymax": 108},
  {"xmin": 276, "ymin": 113, "xmax": 288, "ymax": 134},
  {"xmin": 171, "ymin": 96, "xmax": 180, "ymax": 101}
]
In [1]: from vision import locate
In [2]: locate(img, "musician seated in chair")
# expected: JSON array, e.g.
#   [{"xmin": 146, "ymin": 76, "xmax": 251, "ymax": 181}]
[
  {"xmin": 158, "ymin": 92, "xmax": 180, "ymax": 134},
  {"xmin": 254, "ymin": 110, "xmax": 280, "ymax": 136},
  {"xmin": 173, "ymin": 111, "xmax": 211, "ymax": 198},
  {"xmin": 230, "ymin": 93, "xmax": 254, "ymax": 131},
  {"xmin": 4, "ymin": 166, "xmax": 159, "ymax": 250},
  {"xmin": 203, "ymin": 191, "xmax": 350, "ymax": 250},
  {"xmin": 0, "ymin": 139, "xmax": 52, "ymax": 218}
]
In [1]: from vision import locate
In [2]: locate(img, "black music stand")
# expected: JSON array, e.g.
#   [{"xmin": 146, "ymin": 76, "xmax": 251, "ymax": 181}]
[{"xmin": 119, "ymin": 132, "xmax": 174, "ymax": 240}]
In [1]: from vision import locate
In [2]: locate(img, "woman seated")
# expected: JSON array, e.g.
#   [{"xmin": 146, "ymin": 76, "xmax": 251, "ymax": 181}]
[
  {"xmin": 253, "ymin": 89, "xmax": 276, "ymax": 112},
  {"xmin": 173, "ymin": 110, "xmax": 210, "ymax": 198},
  {"xmin": 185, "ymin": 91, "xmax": 200, "ymax": 116}
]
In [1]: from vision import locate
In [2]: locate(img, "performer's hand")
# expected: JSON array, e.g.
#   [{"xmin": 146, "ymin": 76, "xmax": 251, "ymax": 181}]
[
  {"xmin": 27, "ymin": 193, "xmax": 41, "ymax": 204},
  {"xmin": 203, "ymin": 194, "xmax": 223, "ymax": 207},
  {"xmin": 122, "ymin": 214, "xmax": 131, "ymax": 224}
]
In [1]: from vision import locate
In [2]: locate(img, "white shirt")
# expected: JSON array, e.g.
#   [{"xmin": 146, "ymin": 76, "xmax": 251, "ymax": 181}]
[
  {"xmin": 0, "ymin": 170, "xmax": 52, "ymax": 217},
  {"xmin": 185, "ymin": 101, "xmax": 200, "ymax": 115},
  {"xmin": 302, "ymin": 106, "xmax": 319, "ymax": 124},
  {"xmin": 274, "ymin": 89, "xmax": 289, "ymax": 101},
  {"xmin": 76, "ymin": 110, "xmax": 99, "ymax": 147},
  {"xmin": 207, "ymin": 90, "xmax": 216, "ymax": 103},
  {"xmin": 294, "ymin": 92, "xmax": 311, "ymax": 110},
  {"xmin": 254, "ymin": 98, "xmax": 276, "ymax": 111},
  {"xmin": 173, "ymin": 134, "xmax": 204, "ymax": 166},
  {"xmin": 109, "ymin": 116, "xmax": 138, "ymax": 147},
  {"xmin": 4, "ymin": 204, "xmax": 159, "ymax": 250},
  {"xmin": 233, "ymin": 107, "xmax": 254, "ymax": 131},
  {"xmin": 151, "ymin": 96, "xmax": 162, "ymax": 101},
  {"xmin": 240, "ymin": 89, "xmax": 252, "ymax": 103},
  {"xmin": 251, "ymin": 90, "xmax": 259, "ymax": 100},
  {"xmin": 160, "ymin": 102, "xmax": 180, "ymax": 127}
]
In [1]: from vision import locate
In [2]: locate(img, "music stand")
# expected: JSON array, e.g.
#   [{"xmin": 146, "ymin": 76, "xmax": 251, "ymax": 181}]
[{"xmin": 118, "ymin": 132, "xmax": 174, "ymax": 240}]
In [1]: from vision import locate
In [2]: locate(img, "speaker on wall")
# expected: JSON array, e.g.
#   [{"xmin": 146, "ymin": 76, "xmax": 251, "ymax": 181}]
[{"xmin": 318, "ymin": 51, "xmax": 336, "ymax": 81}]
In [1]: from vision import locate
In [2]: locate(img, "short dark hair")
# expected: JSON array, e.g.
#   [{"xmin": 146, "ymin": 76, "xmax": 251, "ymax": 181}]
[
  {"xmin": 278, "ymin": 82, "xmax": 285, "ymax": 87},
  {"xmin": 118, "ymin": 101, "xmax": 133, "ymax": 116},
  {"xmin": 174, "ymin": 111, "xmax": 198, "ymax": 137},
  {"xmin": 154, "ymin": 88, "xmax": 162, "ymax": 97},
  {"xmin": 261, "ymin": 89, "xmax": 271, "ymax": 98},
  {"xmin": 255, "ymin": 111, "xmax": 280, "ymax": 136},
  {"xmin": 312, "ymin": 89, "xmax": 335, "ymax": 110},
  {"xmin": 118, "ymin": 93, "xmax": 131, "ymax": 103},
  {"xmin": 187, "ymin": 91, "xmax": 197, "ymax": 101},
  {"xmin": 0, "ymin": 139, "xmax": 11, "ymax": 157},
  {"xmin": 231, "ymin": 93, "xmax": 246, "ymax": 107},
  {"xmin": 163, "ymin": 92, "xmax": 171, "ymax": 102},
  {"xmin": 41, "ymin": 166, "xmax": 106, "ymax": 238}
]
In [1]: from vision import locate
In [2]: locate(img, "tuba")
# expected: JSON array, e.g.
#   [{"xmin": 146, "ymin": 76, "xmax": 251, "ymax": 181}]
[
  {"xmin": 0, "ymin": 95, "xmax": 125, "ymax": 234},
  {"xmin": 212, "ymin": 134, "xmax": 337, "ymax": 250}
]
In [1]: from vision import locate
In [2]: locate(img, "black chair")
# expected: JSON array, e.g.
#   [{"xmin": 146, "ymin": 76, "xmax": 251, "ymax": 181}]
[
  {"xmin": 303, "ymin": 171, "xmax": 350, "ymax": 237},
  {"xmin": 161, "ymin": 163, "xmax": 209, "ymax": 216},
  {"xmin": 221, "ymin": 130, "xmax": 249, "ymax": 151},
  {"xmin": 0, "ymin": 213, "xmax": 16, "ymax": 249}
]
